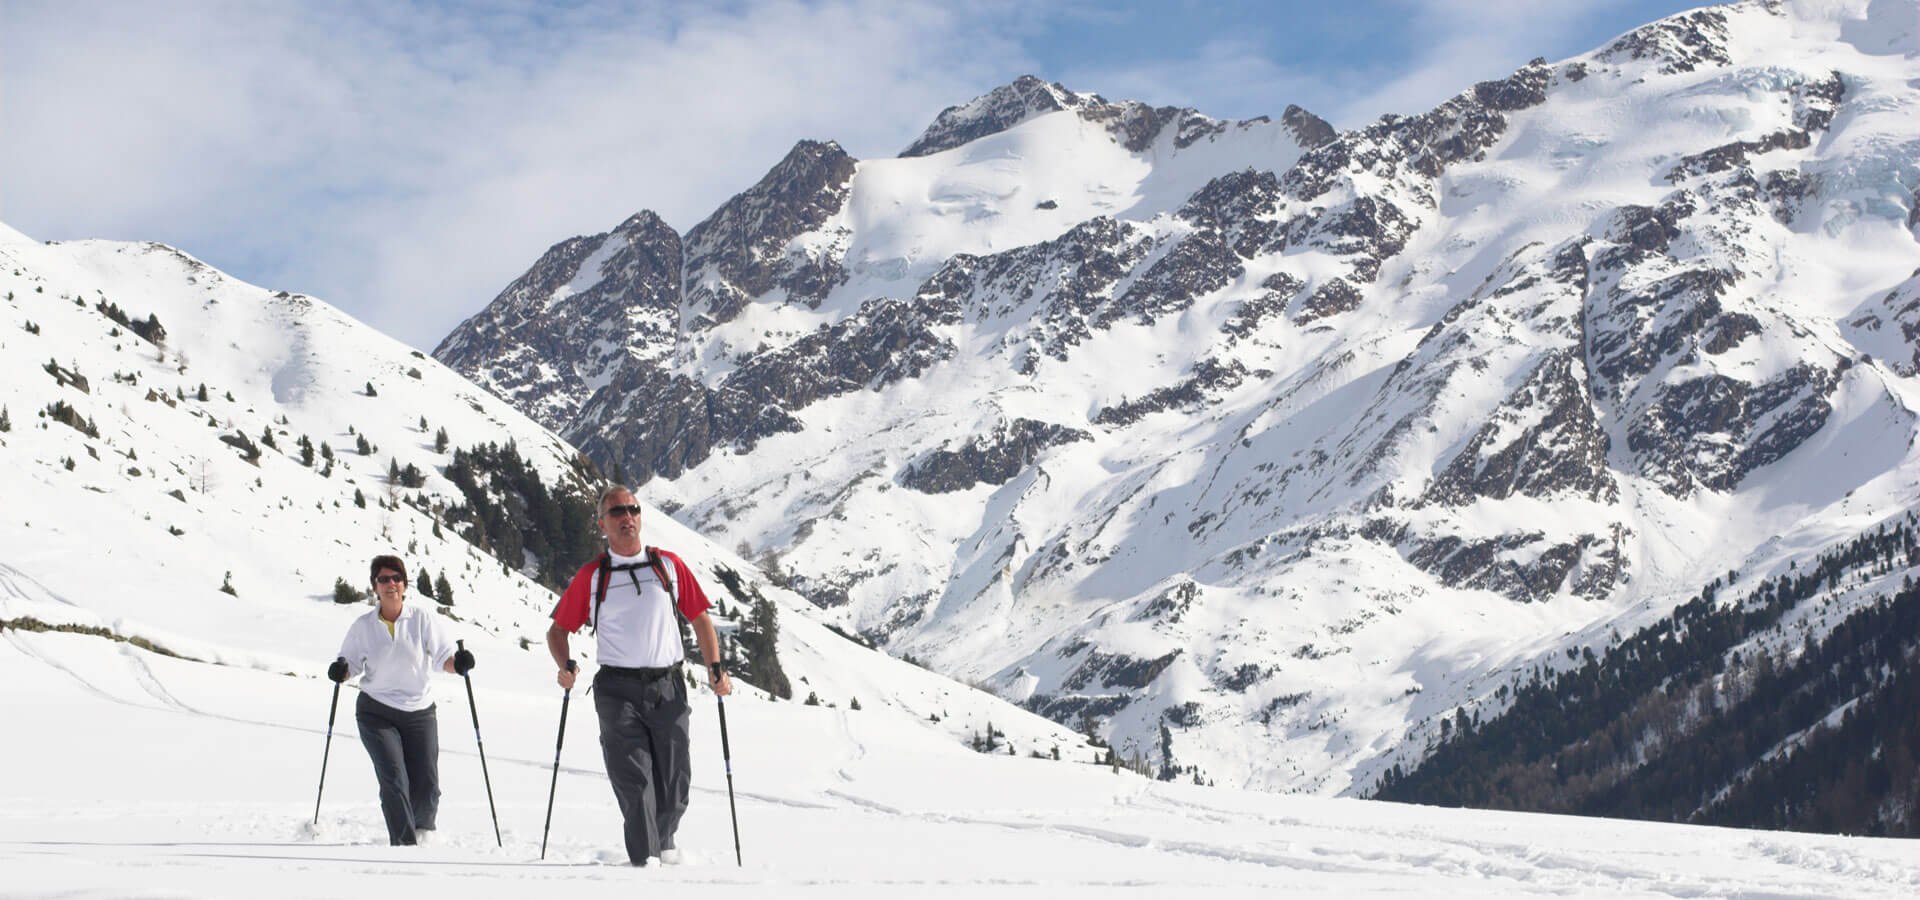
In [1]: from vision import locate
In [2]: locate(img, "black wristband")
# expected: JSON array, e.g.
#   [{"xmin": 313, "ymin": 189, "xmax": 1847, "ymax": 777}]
[{"xmin": 707, "ymin": 660, "xmax": 727, "ymax": 676}]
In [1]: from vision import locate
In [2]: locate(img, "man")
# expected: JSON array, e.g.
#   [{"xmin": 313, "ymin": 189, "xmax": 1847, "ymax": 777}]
[
  {"xmin": 328, "ymin": 554, "xmax": 474, "ymax": 846},
  {"xmin": 548, "ymin": 487, "xmax": 732, "ymax": 867}
]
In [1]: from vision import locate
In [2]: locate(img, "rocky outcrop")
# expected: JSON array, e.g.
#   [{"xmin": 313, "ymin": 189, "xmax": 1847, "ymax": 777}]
[
  {"xmin": 901, "ymin": 75, "xmax": 1287, "ymax": 159},
  {"xmin": 1094, "ymin": 359, "xmax": 1252, "ymax": 427},
  {"xmin": 1628, "ymin": 362, "xmax": 1842, "ymax": 494},
  {"xmin": 1281, "ymin": 104, "xmax": 1337, "ymax": 149},
  {"xmin": 900, "ymin": 76, "xmax": 1096, "ymax": 157},
  {"xmin": 435, "ymin": 211, "xmax": 683, "ymax": 432},
  {"xmin": 1666, "ymin": 71, "xmax": 1846, "ymax": 183},
  {"xmin": 683, "ymin": 140, "xmax": 857, "ymax": 325},
  {"xmin": 899, "ymin": 418, "xmax": 1091, "ymax": 493},
  {"xmin": 1427, "ymin": 350, "xmax": 1616, "ymax": 505},
  {"xmin": 1599, "ymin": 7, "xmax": 1733, "ymax": 74},
  {"xmin": 1415, "ymin": 532, "xmax": 1617, "ymax": 603}
]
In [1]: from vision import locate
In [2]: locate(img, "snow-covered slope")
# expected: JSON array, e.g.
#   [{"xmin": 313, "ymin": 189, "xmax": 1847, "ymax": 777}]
[
  {"xmin": 9, "ymin": 227, "xmax": 1911, "ymax": 899},
  {"xmin": 438, "ymin": 0, "xmax": 1920, "ymax": 799},
  {"xmin": 5, "ymin": 621, "xmax": 1916, "ymax": 897},
  {"xmin": 0, "ymin": 225, "xmax": 1093, "ymax": 780}
]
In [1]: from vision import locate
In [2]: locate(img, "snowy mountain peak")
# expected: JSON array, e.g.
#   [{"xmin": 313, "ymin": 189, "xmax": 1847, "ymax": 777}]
[
  {"xmin": 900, "ymin": 74, "xmax": 1290, "ymax": 160},
  {"xmin": 1280, "ymin": 104, "xmax": 1337, "ymax": 148},
  {"xmin": 682, "ymin": 138, "xmax": 859, "ymax": 328},
  {"xmin": 899, "ymin": 75, "xmax": 1099, "ymax": 157},
  {"xmin": 441, "ymin": 0, "xmax": 1920, "ymax": 800}
]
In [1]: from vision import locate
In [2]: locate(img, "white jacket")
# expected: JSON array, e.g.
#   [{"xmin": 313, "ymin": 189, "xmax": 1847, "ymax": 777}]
[{"xmin": 338, "ymin": 604, "xmax": 456, "ymax": 712}]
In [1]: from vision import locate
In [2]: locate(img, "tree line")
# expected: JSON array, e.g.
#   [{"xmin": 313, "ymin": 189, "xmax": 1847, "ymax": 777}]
[{"xmin": 1373, "ymin": 515, "xmax": 1919, "ymax": 837}]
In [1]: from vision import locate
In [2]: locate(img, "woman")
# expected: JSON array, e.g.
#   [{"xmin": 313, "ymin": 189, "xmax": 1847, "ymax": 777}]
[{"xmin": 326, "ymin": 554, "xmax": 473, "ymax": 846}]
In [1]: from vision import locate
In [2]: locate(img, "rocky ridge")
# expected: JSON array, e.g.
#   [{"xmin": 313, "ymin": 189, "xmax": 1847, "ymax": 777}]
[{"xmin": 438, "ymin": 0, "xmax": 1920, "ymax": 796}]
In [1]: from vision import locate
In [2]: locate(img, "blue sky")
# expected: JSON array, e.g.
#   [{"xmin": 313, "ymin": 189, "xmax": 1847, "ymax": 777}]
[{"xmin": 1, "ymin": 0, "xmax": 1706, "ymax": 349}]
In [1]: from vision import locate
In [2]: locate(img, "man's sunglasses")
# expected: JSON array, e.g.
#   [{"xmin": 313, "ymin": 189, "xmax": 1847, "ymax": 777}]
[
  {"xmin": 603, "ymin": 504, "xmax": 643, "ymax": 519},
  {"xmin": 373, "ymin": 574, "xmax": 407, "ymax": 585}
]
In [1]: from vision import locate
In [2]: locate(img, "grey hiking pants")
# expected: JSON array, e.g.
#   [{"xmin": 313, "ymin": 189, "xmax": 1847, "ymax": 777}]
[
  {"xmin": 593, "ymin": 664, "xmax": 692, "ymax": 864},
  {"xmin": 355, "ymin": 693, "xmax": 439, "ymax": 846}
]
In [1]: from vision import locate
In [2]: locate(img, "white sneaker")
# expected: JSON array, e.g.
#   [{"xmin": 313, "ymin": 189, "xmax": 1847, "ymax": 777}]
[
  {"xmin": 412, "ymin": 829, "xmax": 435, "ymax": 846},
  {"xmin": 659, "ymin": 848, "xmax": 684, "ymax": 865}
]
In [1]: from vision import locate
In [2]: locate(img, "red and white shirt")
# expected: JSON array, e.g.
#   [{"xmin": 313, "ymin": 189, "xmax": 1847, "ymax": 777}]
[{"xmin": 552, "ymin": 547, "xmax": 710, "ymax": 668}]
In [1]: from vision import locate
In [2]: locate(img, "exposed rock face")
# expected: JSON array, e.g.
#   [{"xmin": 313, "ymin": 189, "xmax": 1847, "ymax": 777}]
[
  {"xmin": 571, "ymin": 292, "xmax": 962, "ymax": 483},
  {"xmin": 901, "ymin": 74, "xmax": 1302, "ymax": 159},
  {"xmin": 1427, "ymin": 350, "xmax": 1616, "ymax": 506},
  {"xmin": 899, "ymin": 418, "xmax": 1091, "ymax": 494},
  {"xmin": 435, "ymin": 211, "xmax": 683, "ymax": 432},
  {"xmin": 914, "ymin": 217, "xmax": 1156, "ymax": 368},
  {"xmin": 900, "ymin": 76, "xmax": 1094, "ymax": 158},
  {"xmin": 1666, "ymin": 71, "xmax": 1846, "ymax": 183},
  {"xmin": 683, "ymin": 140, "xmax": 858, "ymax": 326},
  {"xmin": 1628, "ymin": 362, "xmax": 1842, "ymax": 494},
  {"xmin": 1406, "ymin": 531, "xmax": 1609, "ymax": 604},
  {"xmin": 1858, "ymin": 270, "xmax": 1920, "ymax": 376},
  {"xmin": 1281, "ymin": 104, "xmax": 1337, "ymax": 149},
  {"xmin": 439, "ymin": 2, "xmax": 1918, "ymax": 797},
  {"xmin": 1599, "ymin": 7, "xmax": 1732, "ymax": 73},
  {"xmin": 1094, "ymin": 359, "xmax": 1252, "ymax": 427}
]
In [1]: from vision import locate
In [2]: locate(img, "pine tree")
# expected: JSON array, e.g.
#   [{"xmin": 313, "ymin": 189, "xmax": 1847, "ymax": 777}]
[
  {"xmin": 332, "ymin": 577, "xmax": 363, "ymax": 604},
  {"xmin": 356, "ymin": 434, "xmax": 372, "ymax": 456},
  {"xmin": 434, "ymin": 573, "xmax": 453, "ymax": 606},
  {"xmin": 321, "ymin": 441, "xmax": 333, "ymax": 461},
  {"xmin": 196, "ymin": 384, "xmax": 208, "ymax": 402},
  {"xmin": 0, "ymin": 406, "xmax": 10, "ymax": 433},
  {"xmin": 219, "ymin": 572, "xmax": 237, "ymax": 596},
  {"xmin": 434, "ymin": 427, "xmax": 448, "ymax": 453},
  {"xmin": 416, "ymin": 571, "xmax": 434, "ymax": 598},
  {"xmin": 298, "ymin": 435, "xmax": 314, "ymax": 467},
  {"xmin": 260, "ymin": 427, "xmax": 277, "ymax": 450},
  {"xmin": 364, "ymin": 381, "xmax": 377, "ymax": 397},
  {"xmin": 353, "ymin": 488, "xmax": 366, "ymax": 508}
]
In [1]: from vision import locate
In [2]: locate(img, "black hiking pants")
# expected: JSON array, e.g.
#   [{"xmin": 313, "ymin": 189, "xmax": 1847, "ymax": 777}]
[
  {"xmin": 593, "ymin": 664, "xmax": 691, "ymax": 864},
  {"xmin": 355, "ymin": 693, "xmax": 440, "ymax": 846}
]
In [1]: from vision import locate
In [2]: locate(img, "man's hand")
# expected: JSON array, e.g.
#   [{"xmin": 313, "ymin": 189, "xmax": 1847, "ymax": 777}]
[
  {"xmin": 558, "ymin": 659, "xmax": 578, "ymax": 691},
  {"xmin": 327, "ymin": 657, "xmax": 349, "ymax": 683},
  {"xmin": 707, "ymin": 661, "xmax": 733, "ymax": 697},
  {"xmin": 452, "ymin": 647, "xmax": 476, "ymax": 675}
]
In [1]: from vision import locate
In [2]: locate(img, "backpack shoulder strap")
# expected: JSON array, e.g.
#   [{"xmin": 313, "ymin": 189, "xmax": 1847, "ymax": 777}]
[
  {"xmin": 645, "ymin": 547, "xmax": 688, "ymax": 624},
  {"xmin": 591, "ymin": 551, "xmax": 612, "ymax": 632}
]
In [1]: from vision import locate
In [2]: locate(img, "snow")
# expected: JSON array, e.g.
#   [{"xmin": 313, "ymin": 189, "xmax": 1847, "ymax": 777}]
[
  {"xmin": 1, "ymin": 227, "xmax": 1914, "ymax": 897},
  {"xmin": 3, "ymin": 626, "xmax": 1916, "ymax": 898},
  {"xmin": 547, "ymin": 233, "xmax": 622, "ymax": 311},
  {"xmin": 627, "ymin": 0, "xmax": 1920, "ymax": 800}
]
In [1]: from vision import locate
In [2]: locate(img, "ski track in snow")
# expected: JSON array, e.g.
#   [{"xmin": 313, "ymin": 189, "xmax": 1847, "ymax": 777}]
[
  {"xmin": 3, "ymin": 614, "xmax": 1915, "ymax": 897},
  {"xmin": 0, "ymin": 560, "xmax": 78, "ymax": 609}
]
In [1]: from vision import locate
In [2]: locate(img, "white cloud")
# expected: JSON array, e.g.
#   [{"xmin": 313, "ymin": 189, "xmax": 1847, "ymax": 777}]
[
  {"xmin": 1, "ymin": 0, "xmax": 1034, "ymax": 347},
  {"xmin": 0, "ymin": 0, "xmax": 1694, "ymax": 350}
]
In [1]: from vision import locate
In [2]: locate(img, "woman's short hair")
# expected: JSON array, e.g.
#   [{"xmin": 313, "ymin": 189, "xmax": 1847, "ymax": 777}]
[{"xmin": 369, "ymin": 554, "xmax": 407, "ymax": 584}]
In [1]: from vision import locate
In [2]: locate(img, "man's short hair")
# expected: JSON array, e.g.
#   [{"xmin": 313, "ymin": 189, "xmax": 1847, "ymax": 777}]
[
  {"xmin": 369, "ymin": 554, "xmax": 406, "ymax": 585},
  {"xmin": 598, "ymin": 485, "xmax": 636, "ymax": 517}
]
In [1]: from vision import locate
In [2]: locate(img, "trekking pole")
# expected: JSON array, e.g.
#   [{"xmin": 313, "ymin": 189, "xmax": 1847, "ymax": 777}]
[
  {"xmin": 312, "ymin": 665, "xmax": 344, "ymax": 826},
  {"xmin": 716, "ymin": 692, "xmax": 741, "ymax": 866},
  {"xmin": 539, "ymin": 660, "xmax": 577, "ymax": 860},
  {"xmin": 456, "ymin": 639, "xmax": 502, "ymax": 847}
]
